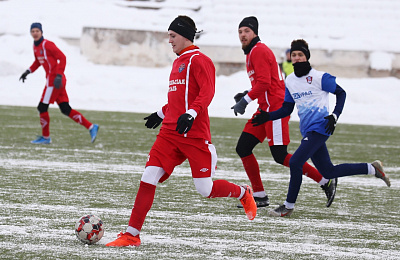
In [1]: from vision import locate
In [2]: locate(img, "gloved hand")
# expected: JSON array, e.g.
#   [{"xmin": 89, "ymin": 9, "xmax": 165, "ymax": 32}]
[
  {"xmin": 19, "ymin": 70, "xmax": 30, "ymax": 83},
  {"xmin": 144, "ymin": 112, "xmax": 163, "ymax": 129},
  {"xmin": 231, "ymin": 97, "xmax": 248, "ymax": 116},
  {"xmin": 53, "ymin": 74, "xmax": 63, "ymax": 89},
  {"xmin": 251, "ymin": 108, "xmax": 270, "ymax": 126},
  {"xmin": 233, "ymin": 90, "xmax": 248, "ymax": 103},
  {"xmin": 176, "ymin": 113, "xmax": 194, "ymax": 134},
  {"xmin": 324, "ymin": 114, "xmax": 337, "ymax": 135}
]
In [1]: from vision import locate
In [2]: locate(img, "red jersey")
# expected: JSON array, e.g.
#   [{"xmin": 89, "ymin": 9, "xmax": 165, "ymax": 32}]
[
  {"xmin": 246, "ymin": 42, "xmax": 285, "ymax": 111},
  {"xmin": 160, "ymin": 46, "xmax": 215, "ymax": 141},
  {"xmin": 29, "ymin": 39, "xmax": 66, "ymax": 87}
]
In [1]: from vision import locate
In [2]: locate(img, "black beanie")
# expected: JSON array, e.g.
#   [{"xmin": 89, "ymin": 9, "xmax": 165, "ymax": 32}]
[
  {"xmin": 168, "ymin": 16, "xmax": 196, "ymax": 42},
  {"xmin": 290, "ymin": 41, "xmax": 311, "ymax": 60},
  {"xmin": 238, "ymin": 16, "xmax": 258, "ymax": 35},
  {"xmin": 30, "ymin": 22, "xmax": 43, "ymax": 33}
]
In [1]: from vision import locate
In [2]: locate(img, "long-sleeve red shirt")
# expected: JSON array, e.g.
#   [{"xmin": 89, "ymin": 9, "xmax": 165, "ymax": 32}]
[
  {"xmin": 245, "ymin": 42, "xmax": 285, "ymax": 112},
  {"xmin": 29, "ymin": 39, "xmax": 66, "ymax": 86},
  {"xmin": 159, "ymin": 46, "xmax": 215, "ymax": 141}
]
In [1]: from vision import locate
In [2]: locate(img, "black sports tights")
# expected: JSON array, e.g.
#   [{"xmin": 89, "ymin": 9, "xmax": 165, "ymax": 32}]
[
  {"xmin": 37, "ymin": 102, "xmax": 72, "ymax": 116},
  {"xmin": 37, "ymin": 102, "xmax": 49, "ymax": 113},
  {"xmin": 236, "ymin": 131, "xmax": 289, "ymax": 165},
  {"xmin": 58, "ymin": 102, "xmax": 72, "ymax": 116}
]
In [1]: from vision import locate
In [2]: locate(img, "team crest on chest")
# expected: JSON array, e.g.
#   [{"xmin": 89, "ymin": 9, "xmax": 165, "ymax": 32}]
[
  {"xmin": 306, "ymin": 76, "xmax": 313, "ymax": 84},
  {"xmin": 178, "ymin": 63, "xmax": 186, "ymax": 73}
]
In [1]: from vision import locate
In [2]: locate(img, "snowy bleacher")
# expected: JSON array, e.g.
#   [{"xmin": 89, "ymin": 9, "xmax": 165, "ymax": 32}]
[{"xmin": 80, "ymin": 0, "xmax": 400, "ymax": 77}]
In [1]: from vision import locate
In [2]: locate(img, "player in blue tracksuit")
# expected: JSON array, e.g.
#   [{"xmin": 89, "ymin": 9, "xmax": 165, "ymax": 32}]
[{"xmin": 252, "ymin": 39, "xmax": 391, "ymax": 217}]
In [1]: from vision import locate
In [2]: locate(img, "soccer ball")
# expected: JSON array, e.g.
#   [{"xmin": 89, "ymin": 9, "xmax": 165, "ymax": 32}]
[{"xmin": 75, "ymin": 214, "xmax": 104, "ymax": 244}]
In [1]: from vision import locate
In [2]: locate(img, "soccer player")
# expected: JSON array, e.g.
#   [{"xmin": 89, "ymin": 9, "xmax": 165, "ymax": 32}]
[
  {"xmin": 252, "ymin": 39, "xmax": 391, "ymax": 217},
  {"xmin": 19, "ymin": 23, "xmax": 99, "ymax": 144},
  {"xmin": 231, "ymin": 16, "xmax": 337, "ymax": 208},
  {"xmin": 105, "ymin": 15, "xmax": 257, "ymax": 247}
]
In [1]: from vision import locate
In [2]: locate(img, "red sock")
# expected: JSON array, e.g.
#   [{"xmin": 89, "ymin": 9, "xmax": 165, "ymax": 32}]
[
  {"xmin": 40, "ymin": 112, "xmax": 50, "ymax": 137},
  {"xmin": 283, "ymin": 154, "xmax": 323, "ymax": 183},
  {"xmin": 241, "ymin": 154, "xmax": 264, "ymax": 193},
  {"xmin": 207, "ymin": 179, "xmax": 242, "ymax": 198},
  {"xmin": 68, "ymin": 109, "xmax": 92, "ymax": 129},
  {"xmin": 128, "ymin": 181, "xmax": 156, "ymax": 231}
]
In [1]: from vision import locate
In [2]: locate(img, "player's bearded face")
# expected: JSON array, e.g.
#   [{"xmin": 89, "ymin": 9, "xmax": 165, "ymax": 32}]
[{"xmin": 238, "ymin": 27, "xmax": 256, "ymax": 49}]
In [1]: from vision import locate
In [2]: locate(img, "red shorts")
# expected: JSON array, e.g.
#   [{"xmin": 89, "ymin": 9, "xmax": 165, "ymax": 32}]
[
  {"xmin": 40, "ymin": 78, "xmax": 69, "ymax": 104},
  {"xmin": 146, "ymin": 129, "xmax": 217, "ymax": 182},
  {"xmin": 243, "ymin": 110, "xmax": 291, "ymax": 146}
]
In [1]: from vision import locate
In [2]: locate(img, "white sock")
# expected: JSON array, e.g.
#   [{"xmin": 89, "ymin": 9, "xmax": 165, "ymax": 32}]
[
  {"xmin": 319, "ymin": 177, "xmax": 329, "ymax": 186},
  {"xmin": 284, "ymin": 201, "xmax": 295, "ymax": 209},
  {"xmin": 238, "ymin": 186, "xmax": 246, "ymax": 200},
  {"xmin": 367, "ymin": 163, "xmax": 375, "ymax": 175},
  {"xmin": 253, "ymin": 191, "xmax": 267, "ymax": 198},
  {"xmin": 126, "ymin": 226, "xmax": 140, "ymax": 236}
]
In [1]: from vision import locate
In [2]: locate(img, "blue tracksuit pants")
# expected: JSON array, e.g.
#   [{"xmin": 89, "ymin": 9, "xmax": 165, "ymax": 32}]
[{"xmin": 286, "ymin": 131, "xmax": 368, "ymax": 204}]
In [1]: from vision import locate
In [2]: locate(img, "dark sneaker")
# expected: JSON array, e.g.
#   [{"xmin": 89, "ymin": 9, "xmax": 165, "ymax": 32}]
[
  {"xmin": 372, "ymin": 160, "xmax": 391, "ymax": 187},
  {"xmin": 237, "ymin": 195, "xmax": 269, "ymax": 208},
  {"xmin": 268, "ymin": 204, "xmax": 293, "ymax": 217},
  {"xmin": 320, "ymin": 178, "xmax": 338, "ymax": 207}
]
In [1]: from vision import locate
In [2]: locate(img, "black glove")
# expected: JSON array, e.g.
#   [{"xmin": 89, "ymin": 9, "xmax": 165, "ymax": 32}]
[
  {"xmin": 324, "ymin": 114, "xmax": 337, "ymax": 135},
  {"xmin": 144, "ymin": 112, "xmax": 163, "ymax": 129},
  {"xmin": 231, "ymin": 97, "xmax": 248, "ymax": 116},
  {"xmin": 234, "ymin": 90, "xmax": 248, "ymax": 103},
  {"xmin": 251, "ymin": 108, "xmax": 270, "ymax": 126},
  {"xmin": 176, "ymin": 113, "xmax": 194, "ymax": 134},
  {"xmin": 19, "ymin": 70, "xmax": 30, "ymax": 83},
  {"xmin": 53, "ymin": 74, "xmax": 63, "ymax": 89}
]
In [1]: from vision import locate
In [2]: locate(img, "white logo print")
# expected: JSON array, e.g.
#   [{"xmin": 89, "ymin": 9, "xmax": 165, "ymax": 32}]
[
  {"xmin": 73, "ymin": 114, "xmax": 82, "ymax": 124},
  {"xmin": 304, "ymin": 137, "xmax": 309, "ymax": 141},
  {"xmin": 200, "ymin": 168, "xmax": 209, "ymax": 172},
  {"xmin": 40, "ymin": 118, "xmax": 48, "ymax": 128},
  {"xmin": 177, "ymin": 23, "xmax": 185, "ymax": 27}
]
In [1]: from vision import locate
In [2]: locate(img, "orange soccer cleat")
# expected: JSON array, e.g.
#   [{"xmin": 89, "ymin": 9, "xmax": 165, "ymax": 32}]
[
  {"xmin": 239, "ymin": 185, "xmax": 257, "ymax": 220},
  {"xmin": 105, "ymin": 232, "xmax": 141, "ymax": 247}
]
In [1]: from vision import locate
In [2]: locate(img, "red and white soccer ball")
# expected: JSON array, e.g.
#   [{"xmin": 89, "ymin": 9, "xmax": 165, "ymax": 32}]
[{"xmin": 75, "ymin": 214, "xmax": 104, "ymax": 244}]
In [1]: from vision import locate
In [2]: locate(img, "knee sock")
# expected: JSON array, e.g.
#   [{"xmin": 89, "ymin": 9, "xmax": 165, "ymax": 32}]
[
  {"xmin": 283, "ymin": 154, "xmax": 324, "ymax": 184},
  {"xmin": 68, "ymin": 109, "xmax": 92, "ymax": 129},
  {"xmin": 241, "ymin": 154, "xmax": 265, "ymax": 195},
  {"xmin": 207, "ymin": 180, "xmax": 242, "ymax": 198},
  {"xmin": 40, "ymin": 112, "xmax": 50, "ymax": 138},
  {"xmin": 128, "ymin": 181, "xmax": 156, "ymax": 232}
]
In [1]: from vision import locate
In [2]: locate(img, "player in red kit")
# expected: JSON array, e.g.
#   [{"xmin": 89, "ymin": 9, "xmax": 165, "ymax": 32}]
[
  {"xmin": 19, "ymin": 23, "xmax": 99, "ymax": 144},
  {"xmin": 106, "ymin": 15, "xmax": 257, "ymax": 247},
  {"xmin": 231, "ymin": 17, "xmax": 337, "ymax": 208}
]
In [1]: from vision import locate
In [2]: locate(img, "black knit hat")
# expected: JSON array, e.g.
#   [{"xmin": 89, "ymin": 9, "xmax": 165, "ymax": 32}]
[
  {"xmin": 30, "ymin": 22, "xmax": 42, "ymax": 33},
  {"xmin": 290, "ymin": 41, "xmax": 311, "ymax": 60},
  {"xmin": 168, "ymin": 16, "xmax": 196, "ymax": 42},
  {"xmin": 238, "ymin": 16, "xmax": 258, "ymax": 35}
]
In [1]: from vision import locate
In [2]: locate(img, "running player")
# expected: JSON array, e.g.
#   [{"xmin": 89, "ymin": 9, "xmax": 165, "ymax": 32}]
[
  {"xmin": 19, "ymin": 23, "xmax": 99, "ymax": 144},
  {"xmin": 252, "ymin": 39, "xmax": 391, "ymax": 217},
  {"xmin": 231, "ymin": 17, "xmax": 337, "ymax": 208},
  {"xmin": 105, "ymin": 15, "xmax": 257, "ymax": 247}
]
